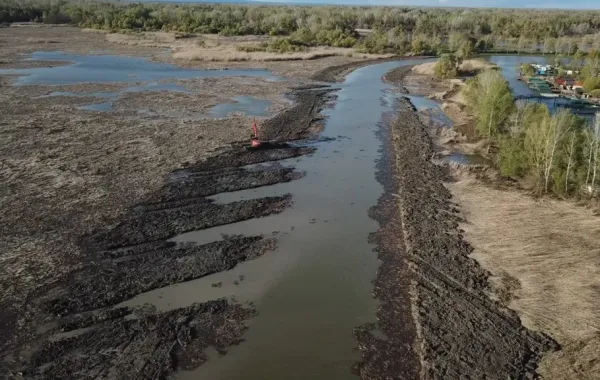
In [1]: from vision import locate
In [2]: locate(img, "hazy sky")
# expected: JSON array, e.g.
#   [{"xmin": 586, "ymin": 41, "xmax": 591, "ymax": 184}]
[{"xmin": 246, "ymin": 0, "xmax": 600, "ymax": 8}]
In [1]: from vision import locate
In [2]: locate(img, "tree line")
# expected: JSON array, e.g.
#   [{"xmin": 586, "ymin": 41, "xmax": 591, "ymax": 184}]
[
  {"xmin": 461, "ymin": 69, "xmax": 600, "ymax": 197},
  {"xmin": 3, "ymin": 0, "xmax": 600, "ymax": 54}
]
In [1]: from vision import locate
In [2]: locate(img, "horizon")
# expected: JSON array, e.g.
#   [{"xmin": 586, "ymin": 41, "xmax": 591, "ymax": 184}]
[{"xmin": 154, "ymin": 0, "xmax": 600, "ymax": 10}]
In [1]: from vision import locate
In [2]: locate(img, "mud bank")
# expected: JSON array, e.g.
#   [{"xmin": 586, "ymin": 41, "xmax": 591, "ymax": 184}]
[
  {"xmin": 353, "ymin": 113, "xmax": 421, "ymax": 379},
  {"xmin": 390, "ymin": 98, "xmax": 557, "ymax": 379},
  {"xmin": 381, "ymin": 66, "xmax": 411, "ymax": 93},
  {"xmin": 4, "ymin": 81, "xmax": 333, "ymax": 377},
  {"xmin": 23, "ymin": 300, "xmax": 255, "ymax": 380}
]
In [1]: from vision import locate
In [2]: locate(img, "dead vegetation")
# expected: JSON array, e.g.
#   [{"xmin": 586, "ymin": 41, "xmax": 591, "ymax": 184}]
[
  {"xmin": 447, "ymin": 171, "xmax": 600, "ymax": 380},
  {"xmin": 105, "ymin": 31, "xmax": 391, "ymax": 62}
]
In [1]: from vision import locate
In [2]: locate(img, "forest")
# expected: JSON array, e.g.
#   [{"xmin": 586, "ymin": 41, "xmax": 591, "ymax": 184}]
[{"xmin": 3, "ymin": 0, "xmax": 600, "ymax": 55}]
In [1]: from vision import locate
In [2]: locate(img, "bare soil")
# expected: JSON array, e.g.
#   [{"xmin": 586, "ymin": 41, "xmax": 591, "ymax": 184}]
[
  {"xmin": 389, "ymin": 98, "xmax": 556, "ymax": 379},
  {"xmin": 0, "ymin": 25, "xmax": 339, "ymax": 378}
]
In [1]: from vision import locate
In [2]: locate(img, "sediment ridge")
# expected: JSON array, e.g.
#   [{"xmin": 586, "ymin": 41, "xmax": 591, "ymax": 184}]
[
  {"xmin": 4, "ymin": 84, "xmax": 334, "ymax": 378},
  {"xmin": 390, "ymin": 97, "xmax": 557, "ymax": 379}
]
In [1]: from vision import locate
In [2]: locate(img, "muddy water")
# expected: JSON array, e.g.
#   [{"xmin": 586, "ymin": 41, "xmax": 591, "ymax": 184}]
[
  {"xmin": 208, "ymin": 95, "xmax": 273, "ymax": 117},
  {"xmin": 119, "ymin": 59, "xmax": 431, "ymax": 379},
  {"xmin": 42, "ymin": 82, "xmax": 193, "ymax": 111},
  {"xmin": 0, "ymin": 51, "xmax": 279, "ymax": 85}
]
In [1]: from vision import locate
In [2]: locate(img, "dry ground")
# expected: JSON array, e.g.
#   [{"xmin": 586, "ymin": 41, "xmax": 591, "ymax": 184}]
[
  {"xmin": 106, "ymin": 30, "xmax": 391, "ymax": 64},
  {"xmin": 448, "ymin": 171, "xmax": 600, "ymax": 380}
]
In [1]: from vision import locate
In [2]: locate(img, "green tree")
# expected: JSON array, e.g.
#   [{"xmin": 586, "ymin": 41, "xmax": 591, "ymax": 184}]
[
  {"xmin": 521, "ymin": 64, "xmax": 536, "ymax": 77},
  {"xmin": 524, "ymin": 110, "xmax": 578, "ymax": 193},
  {"xmin": 498, "ymin": 102, "xmax": 548, "ymax": 178},
  {"xmin": 411, "ymin": 36, "xmax": 432, "ymax": 55},
  {"xmin": 457, "ymin": 39, "xmax": 475, "ymax": 59},
  {"xmin": 583, "ymin": 77, "xmax": 600, "ymax": 93},
  {"xmin": 463, "ymin": 70, "xmax": 515, "ymax": 152},
  {"xmin": 433, "ymin": 54, "xmax": 458, "ymax": 79}
]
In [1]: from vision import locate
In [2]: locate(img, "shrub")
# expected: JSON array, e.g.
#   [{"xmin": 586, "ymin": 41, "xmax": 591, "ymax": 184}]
[
  {"xmin": 589, "ymin": 89, "xmax": 600, "ymax": 98},
  {"xmin": 520, "ymin": 64, "xmax": 536, "ymax": 77},
  {"xmin": 434, "ymin": 54, "xmax": 458, "ymax": 79},
  {"xmin": 498, "ymin": 136, "xmax": 527, "ymax": 177},
  {"xmin": 584, "ymin": 77, "xmax": 600, "ymax": 93}
]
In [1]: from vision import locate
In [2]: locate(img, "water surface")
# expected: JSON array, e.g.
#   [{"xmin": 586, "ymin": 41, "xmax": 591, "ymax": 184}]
[
  {"xmin": 208, "ymin": 96, "xmax": 273, "ymax": 118},
  {"xmin": 0, "ymin": 51, "xmax": 278, "ymax": 85}
]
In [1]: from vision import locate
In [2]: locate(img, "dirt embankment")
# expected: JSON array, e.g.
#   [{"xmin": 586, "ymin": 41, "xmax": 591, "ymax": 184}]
[
  {"xmin": 395, "ymin": 61, "xmax": 600, "ymax": 380},
  {"xmin": 352, "ymin": 110, "xmax": 421, "ymax": 379},
  {"xmin": 390, "ymin": 98, "xmax": 556, "ymax": 379}
]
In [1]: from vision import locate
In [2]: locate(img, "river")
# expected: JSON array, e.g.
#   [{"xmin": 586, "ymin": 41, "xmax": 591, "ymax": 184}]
[
  {"xmin": 2, "ymin": 51, "xmax": 543, "ymax": 378},
  {"xmin": 110, "ymin": 58, "xmax": 428, "ymax": 380}
]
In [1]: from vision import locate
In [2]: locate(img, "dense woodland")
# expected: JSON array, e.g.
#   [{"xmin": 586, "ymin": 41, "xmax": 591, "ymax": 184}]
[{"xmin": 3, "ymin": 0, "xmax": 600, "ymax": 55}]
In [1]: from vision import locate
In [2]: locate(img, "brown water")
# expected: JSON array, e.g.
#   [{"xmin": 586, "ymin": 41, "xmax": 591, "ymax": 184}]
[{"xmin": 120, "ymin": 59, "xmax": 433, "ymax": 380}]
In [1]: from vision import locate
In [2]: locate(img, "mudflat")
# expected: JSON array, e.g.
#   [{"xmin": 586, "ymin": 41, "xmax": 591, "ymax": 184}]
[{"xmin": 0, "ymin": 25, "xmax": 349, "ymax": 377}]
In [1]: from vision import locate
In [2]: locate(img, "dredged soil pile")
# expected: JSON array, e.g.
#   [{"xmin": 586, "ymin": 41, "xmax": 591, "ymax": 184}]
[
  {"xmin": 2, "ymin": 87, "xmax": 333, "ymax": 379},
  {"xmin": 385, "ymin": 98, "xmax": 557, "ymax": 379}
]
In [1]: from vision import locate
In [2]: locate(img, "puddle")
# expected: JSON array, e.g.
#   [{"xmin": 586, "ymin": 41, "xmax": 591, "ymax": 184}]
[
  {"xmin": 40, "ymin": 82, "xmax": 194, "ymax": 111},
  {"xmin": 440, "ymin": 152, "xmax": 492, "ymax": 165},
  {"xmin": 80, "ymin": 102, "xmax": 113, "ymax": 112},
  {"xmin": 0, "ymin": 51, "xmax": 280, "ymax": 85},
  {"xmin": 403, "ymin": 93, "xmax": 454, "ymax": 127},
  {"xmin": 208, "ymin": 96, "xmax": 273, "ymax": 118}
]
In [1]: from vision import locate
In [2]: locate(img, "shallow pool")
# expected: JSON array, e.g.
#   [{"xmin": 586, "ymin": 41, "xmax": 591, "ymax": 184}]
[{"xmin": 0, "ymin": 51, "xmax": 279, "ymax": 85}]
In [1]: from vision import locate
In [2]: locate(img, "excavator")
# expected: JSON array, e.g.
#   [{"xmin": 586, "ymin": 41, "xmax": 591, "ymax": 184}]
[{"xmin": 249, "ymin": 119, "xmax": 263, "ymax": 149}]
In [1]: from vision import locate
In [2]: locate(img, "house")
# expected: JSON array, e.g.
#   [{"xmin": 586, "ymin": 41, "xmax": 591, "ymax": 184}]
[
  {"xmin": 533, "ymin": 64, "xmax": 553, "ymax": 75},
  {"xmin": 555, "ymin": 76, "xmax": 577, "ymax": 90},
  {"xmin": 573, "ymin": 81, "xmax": 585, "ymax": 93}
]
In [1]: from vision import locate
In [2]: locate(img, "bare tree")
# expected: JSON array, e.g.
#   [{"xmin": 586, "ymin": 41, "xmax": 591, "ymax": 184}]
[
  {"xmin": 585, "ymin": 113, "xmax": 600, "ymax": 195},
  {"xmin": 565, "ymin": 131, "xmax": 577, "ymax": 194},
  {"xmin": 526, "ymin": 110, "xmax": 576, "ymax": 193}
]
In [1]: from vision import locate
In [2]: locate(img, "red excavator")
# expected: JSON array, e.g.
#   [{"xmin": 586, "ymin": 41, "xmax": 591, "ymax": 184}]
[{"xmin": 250, "ymin": 119, "xmax": 262, "ymax": 148}]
